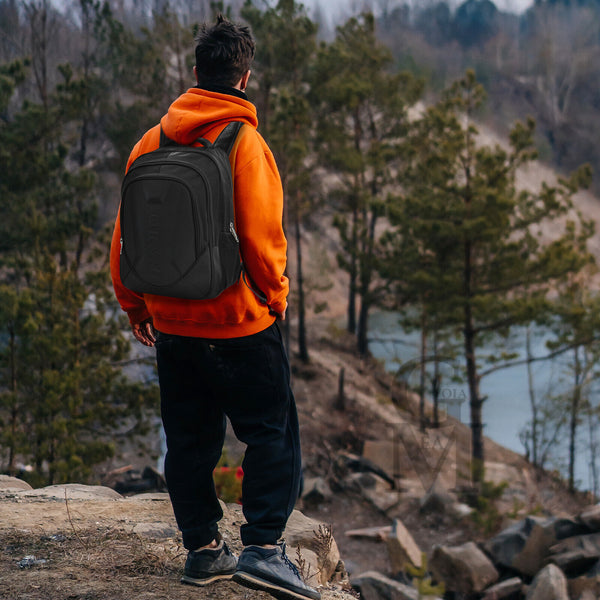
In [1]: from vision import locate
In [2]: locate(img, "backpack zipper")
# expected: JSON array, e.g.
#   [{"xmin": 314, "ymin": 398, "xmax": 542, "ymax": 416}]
[{"xmin": 229, "ymin": 221, "xmax": 239, "ymax": 243}]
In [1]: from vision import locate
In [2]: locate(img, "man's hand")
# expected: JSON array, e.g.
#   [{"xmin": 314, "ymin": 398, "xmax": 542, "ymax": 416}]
[
  {"xmin": 131, "ymin": 318, "xmax": 156, "ymax": 347},
  {"xmin": 269, "ymin": 303, "xmax": 287, "ymax": 321}
]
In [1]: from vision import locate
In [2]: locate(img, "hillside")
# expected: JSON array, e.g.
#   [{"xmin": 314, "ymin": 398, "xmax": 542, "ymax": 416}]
[
  {"xmin": 3, "ymin": 114, "xmax": 599, "ymax": 599},
  {"xmin": 0, "ymin": 327, "xmax": 592, "ymax": 599}
]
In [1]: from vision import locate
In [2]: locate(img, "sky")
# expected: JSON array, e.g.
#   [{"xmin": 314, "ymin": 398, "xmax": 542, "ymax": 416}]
[{"xmin": 301, "ymin": 0, "xmax": 536, "ymax": 25}]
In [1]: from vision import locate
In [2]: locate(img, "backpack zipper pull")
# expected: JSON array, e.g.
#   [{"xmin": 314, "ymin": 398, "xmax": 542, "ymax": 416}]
[{"xmin": 229, "ymin": 222, "xmax": 239, "ymax": 243}]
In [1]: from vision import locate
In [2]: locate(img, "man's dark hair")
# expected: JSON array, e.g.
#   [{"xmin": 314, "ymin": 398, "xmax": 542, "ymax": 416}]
[{"xmin": 195, "ymin": 14, "xmax": 255, "ymax": 88}]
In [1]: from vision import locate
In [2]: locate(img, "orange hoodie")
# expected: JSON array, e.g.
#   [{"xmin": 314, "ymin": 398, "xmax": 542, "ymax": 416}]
[{"xmin": 110, "ymin": 87, "xmax": 288, "ymax": 339}]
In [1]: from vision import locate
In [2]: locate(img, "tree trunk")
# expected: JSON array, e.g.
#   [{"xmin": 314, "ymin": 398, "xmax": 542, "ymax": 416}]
[
  {"xmin": 28, "ymin": 0, "xmax": 50, "ymax": 109},
  {"xmin": 419, "ymin": 308, "xmax": 427, "ymax": 431},
  {"xmin": 336, "ymin": 367, "xmax": 345, "ymax": 411},
  {"xmin": 463, "ymin": 239, "xmax": 484, "ymax": 484},
  {"xmin": 357, "ymin": 294, "xmax": 369, "ymax": 357},
  {"xmin": 432, "ymin": 329, "xmax": 440, "ymax": 428},
  {"xmin": 568, "ymin": 346, "xmax": 582, "ymax": 493},
  {"xmin": 294, "ymin": 209, "xmax": 308, "ymax": 362},
  {"xmin": 356, "ymin": 205, "xmax": 377, "ymax": 357},
  {"xmin": 347, "ymin": 207, "xmax": 358, "ymax": 334},
  {"xmin": 526, "ymin": 327, "xmax": 539, "ymax": 466},
  {"xmin": 8, "ymin": 326, "xmax": 18, "ymax": 476}
]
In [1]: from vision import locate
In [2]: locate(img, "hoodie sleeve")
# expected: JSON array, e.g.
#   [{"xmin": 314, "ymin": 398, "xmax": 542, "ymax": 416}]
[
  {"xmin": 110, "ymin": 207, "xmax": 151, "ymax": 325},
  {"xmin": 233, "ymin": 131, "xmax": 289, "ymax": 315}
]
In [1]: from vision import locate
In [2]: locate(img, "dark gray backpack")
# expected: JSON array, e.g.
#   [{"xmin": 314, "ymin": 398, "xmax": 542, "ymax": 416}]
[{"xmin": 119, "ymin": 121, "xmax": 243, "ymax": 299}]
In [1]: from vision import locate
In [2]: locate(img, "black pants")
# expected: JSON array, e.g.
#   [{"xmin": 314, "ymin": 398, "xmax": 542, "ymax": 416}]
[{"xmin": 155, "ymin": 323, "xmax": 301, "ymax": 550}]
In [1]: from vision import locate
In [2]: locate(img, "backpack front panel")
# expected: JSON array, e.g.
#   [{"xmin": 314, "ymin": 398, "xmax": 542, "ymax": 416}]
[{"xmin": 119, "ymin": 125, "xmax": 243, "ymax": 300}]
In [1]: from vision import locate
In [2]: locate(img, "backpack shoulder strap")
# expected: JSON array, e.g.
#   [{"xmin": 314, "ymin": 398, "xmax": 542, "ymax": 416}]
[
  {"xmin": 213, "ymin": 121, "xmax": 243, "ymax": 155},
  {"xmin": 159, "ymin": 126, "xmax": 178, "ymax": 148}
]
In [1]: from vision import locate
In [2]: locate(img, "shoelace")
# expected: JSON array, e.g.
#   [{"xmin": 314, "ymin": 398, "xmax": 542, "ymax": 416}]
[{"xmin": 279, "ymin": 543, "xmax": 302, "ymax": 579}]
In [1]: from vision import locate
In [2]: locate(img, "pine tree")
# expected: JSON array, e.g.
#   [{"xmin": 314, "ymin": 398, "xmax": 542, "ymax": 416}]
[
  {"xmin": 383, "ymin": 70, "xmax": 594, "ymax": 483},
  {"xmin": 311, "ymin": 12, "xmax": 422, "ymax": 356},
  {"xmin": 242, "ymin": 0, "xmax": 319, "ymax": 361},
  {"xmin": 545, "ymin": 270, "xmax": 600, "ymax": 492},
  {"xmin": 0, "ymin": 58, "xmax": 158, "ymax": 484}
]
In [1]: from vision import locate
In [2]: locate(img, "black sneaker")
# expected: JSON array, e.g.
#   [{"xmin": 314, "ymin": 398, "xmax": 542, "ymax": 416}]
[
  {"xmin": 232, "ymin": 542, "xmax": 321, "ymax": 600},
  {"xmin": 181, "ymin": 541, "xmax": 237, "ymax": 586}
]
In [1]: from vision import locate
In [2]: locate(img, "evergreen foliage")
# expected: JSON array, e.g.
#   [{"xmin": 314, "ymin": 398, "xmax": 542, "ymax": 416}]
[
  {"xmin": 381, "ymin": 70, "xmax": 594, "ymax": 483},
  {"xmin": 311, "ymin": 12, "xmax": 422, "ymax": 355},
  {"xmin": 0, "ymin": 48, "xmax": 158, "ymax": 486},
  {"xmin": 242, "ymin": 0, "xmax": 318, "ymax": 361}
]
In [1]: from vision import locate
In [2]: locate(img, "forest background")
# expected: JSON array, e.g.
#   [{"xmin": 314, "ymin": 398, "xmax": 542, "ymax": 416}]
[{"xmin": 1, "ymin": 0, "xmax": 600, "ymax": 502}]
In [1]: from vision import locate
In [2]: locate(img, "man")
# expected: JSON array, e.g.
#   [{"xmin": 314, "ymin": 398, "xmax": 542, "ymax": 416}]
[{"xmin": 110, "ymin": 14, "xmax": 320, "ymax": 600}]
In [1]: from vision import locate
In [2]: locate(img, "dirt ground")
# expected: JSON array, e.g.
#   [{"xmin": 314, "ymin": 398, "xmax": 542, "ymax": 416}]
[{"xmin": 0, "ymin": 494, "xmax": 356, "ymax": 600}]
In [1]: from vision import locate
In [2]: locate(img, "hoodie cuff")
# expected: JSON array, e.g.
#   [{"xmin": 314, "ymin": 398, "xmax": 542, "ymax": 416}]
[
  {"xmin": 268, "ymin": 289, "xmax": 288, "ymax": 317},
  {"xmin": 127, "ymin": 305, "xmax": 151, "ymax": 326}
]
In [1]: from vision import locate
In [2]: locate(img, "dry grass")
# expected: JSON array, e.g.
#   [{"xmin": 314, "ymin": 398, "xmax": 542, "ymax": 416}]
[{"xmin": 2, "ymin": 526, "xmax": 184, "ymax": 576}]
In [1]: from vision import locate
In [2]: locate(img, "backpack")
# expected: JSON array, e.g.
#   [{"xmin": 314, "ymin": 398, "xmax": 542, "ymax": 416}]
[{"xmin": 119, "ymin": 121, "xmax": 243, "ymax": 300}]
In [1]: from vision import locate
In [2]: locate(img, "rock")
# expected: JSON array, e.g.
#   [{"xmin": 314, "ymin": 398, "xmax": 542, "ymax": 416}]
[
  {"xmin": 124, "ymin": 492, "xmax": 170, "ymax": 501},
  {"xmin": 419, "ymin": 484, "xmax": 456, "ymax": 515},
  {"xmin": 17, "ymin": 555, "xmax": 47, "ymax": 568},
  {"xmin": 337, "ymin": 451, "xmax": 395, "ymax": 486},
  {"xmin": 429, "ymin": 542, "xmax": 499, "ymax": 595},
  {"xmin": 132, "ymin": 522, "xmax": 177, "ymax": 539},
  {"xmin": 351, "ymin": 571, "xmax": 422, "ymax": 600},
  {"xmin": 482, "ymin": 577, "xmax": 523, "ymax": 600},
  {"xmin": 578, "ymin": 505, "xmax": 600, "ymax": 531},
  {"xmin": 525, "ymin": 564, "xmax": 568, "ymax": 600},
  {"xmin": 450, "ymin": 502, "xmax": 473, "ymax": 518},
  {"xmin": 385, "ymin": 519, "xmax": 422, "ymax": 575},
  {"xmin": 20, "ymin": 484, "xmax": 123, "ymax": 500},
  {"xmin": 345, "ymin": 525, "xmax": 392, "ymax": 540},
  {"xmin": 549, "ymin": 517, "xmax": 590, "ymax": 540},
  {"xmin": 361, "ymin": 442, "xmax": 397, "ymax": 482},
  {"xmin": 549, "ymin": 532, "xmax": 600, "ymax": 576},
  {"xmin": 484, "ymin": 516, "xmax": 574, "ymax": 577},
  {"xmin": 283, "ymin": 509, "xmax": 341, "ymax": 586},
  {"xmin": 344, "ymin": 471, "xmax": 399, "ymax": 513},
  {"xmin": 0, "ymin": 475, "xmax": 33, "ymax": 491},
  {"xmin": 301, "ymin": 476, "xmax": 332, "ymax": 506},
  {"xmin": 567, "ymin": 560, "xmax": 600, "ymax": 599},
  {"xmin": 113, "ymin": 466, "xmax": 167, "ymax": 495},
  {"xmin": 293, "ymin": 547, "xmax": 321, "ymax": 587}
]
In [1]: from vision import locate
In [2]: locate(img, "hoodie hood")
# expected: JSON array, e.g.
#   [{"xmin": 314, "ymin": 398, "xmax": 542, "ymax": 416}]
[{"xmin": 160, "ymin": 87, "xmax": 259, "ymax": 145}]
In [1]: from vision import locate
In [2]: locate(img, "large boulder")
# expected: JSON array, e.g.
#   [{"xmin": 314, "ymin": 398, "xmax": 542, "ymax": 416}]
[
  {"xmin": 429, "ymin": 542, "xmax": 499, "ymax": 595},
  {"xmin": 549, "ymin": 532, "xmax": 600, "ymax": 576},
  {"xmin": 481, "ymin": 577, "xmax": 523, "ymax": 600},
  {"xmin": 301, "ymin": 477, "xmax": 332, "ymax": 507},
  {"xmin": 0, "ymin": 475, "xmax": 32, "ymax": 492},
  {"xmin": 283, "ymin": 509, "xmax": 341, "ymax": 586},
  {"xmin": 567, "ymin": 560, "xmax": 600, "ymax": 599},
  {"xmin": 485, "ymin": 516, "xmax": 588, "ymax": 577},
  {"xmin": 525, "ymin": 564, "xmax": 568, "ymax": 600},
  {"xmin": 20, "ymin": 484, "xmax": 123, "ymax": 500},
  {"xmin": 385, "ymin": 519, "xmax": 422, "ymax": 575},
  {"xmin": 578, "ymin": 505, "xmax": 600, "ymax": 532}
]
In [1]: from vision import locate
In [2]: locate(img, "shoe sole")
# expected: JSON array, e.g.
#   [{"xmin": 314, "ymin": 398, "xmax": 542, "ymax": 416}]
[
  {"xmin": 232, "ymin": 571, "xmax": 321, "ymax": 600},
  {"xmin": 181, "ymin": 573, "xmax": 235, "ymax": 586}
]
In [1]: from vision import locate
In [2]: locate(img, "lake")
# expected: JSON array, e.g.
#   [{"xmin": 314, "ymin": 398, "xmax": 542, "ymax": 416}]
[{"xmin": 368, "ymin": 310, "xmax": 595, "ymax": 493}]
